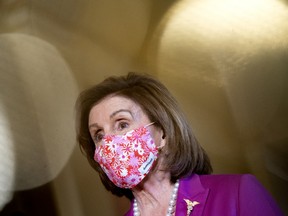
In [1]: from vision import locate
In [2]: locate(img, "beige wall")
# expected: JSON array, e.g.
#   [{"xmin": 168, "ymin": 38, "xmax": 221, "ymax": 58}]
[{"xmin": 0, "ymin": 0, "xmax": 287, "ymax": 215}]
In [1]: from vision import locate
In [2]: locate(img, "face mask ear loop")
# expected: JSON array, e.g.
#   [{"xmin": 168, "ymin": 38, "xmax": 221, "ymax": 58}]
[
  {"xmin": 157, "ymin": 145, "xmax": 164, "ymax": 152},
  {"xmin": 145, "ymin": 122, "xmax": 155, "ymax": 128}
]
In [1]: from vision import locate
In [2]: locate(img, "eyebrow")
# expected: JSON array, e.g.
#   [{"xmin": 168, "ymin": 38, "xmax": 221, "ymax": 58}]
[
  {"xmin": 88, "ymin": 109, "xmax": 133, "ymax": 129},
  {"xmin": 89, "ymin": 122, "xmax": 99, "ymax": 129},
  {"xmin": 110, "ymin": 109, "xmax": 133, "ymax": 119}
]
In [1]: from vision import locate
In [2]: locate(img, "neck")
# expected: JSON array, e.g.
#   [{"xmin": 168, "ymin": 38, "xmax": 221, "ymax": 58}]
[{"xmin": 132, "ymin": 170, "xmax": 174, "ymax": 215}]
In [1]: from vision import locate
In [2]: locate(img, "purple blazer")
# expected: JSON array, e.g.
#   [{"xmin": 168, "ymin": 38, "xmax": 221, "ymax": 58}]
[{"xmin": 125, "ymin": 174, "xmax": 284, "ymax": 216}]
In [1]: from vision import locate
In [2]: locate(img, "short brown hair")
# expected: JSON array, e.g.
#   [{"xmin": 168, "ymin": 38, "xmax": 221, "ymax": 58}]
[{"xmin": 75, "ymin": 72, "xmax": 212, "ymax": 200}]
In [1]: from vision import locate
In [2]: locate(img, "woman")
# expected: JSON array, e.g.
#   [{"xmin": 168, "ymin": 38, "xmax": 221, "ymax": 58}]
[{"xmin": 75, "ymin": 72, "xmax": 283, "ymax": 216}]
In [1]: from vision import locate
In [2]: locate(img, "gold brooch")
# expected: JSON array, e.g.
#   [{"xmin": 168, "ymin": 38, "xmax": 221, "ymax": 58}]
[{"xmin": 184, "ymin": 199, "xmax": 200, "ymax": 216}]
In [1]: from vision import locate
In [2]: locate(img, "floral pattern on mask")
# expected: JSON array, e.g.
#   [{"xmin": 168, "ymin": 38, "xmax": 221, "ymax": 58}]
[{"xmin": 94, "ymin": 124, "xmax": 158, "ymax": 188}]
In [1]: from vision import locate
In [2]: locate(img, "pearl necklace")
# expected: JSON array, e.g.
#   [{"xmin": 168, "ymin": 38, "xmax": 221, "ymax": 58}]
[{"xmin": 133, "ymin": 180, "xmax": 180, "ymax": 216}]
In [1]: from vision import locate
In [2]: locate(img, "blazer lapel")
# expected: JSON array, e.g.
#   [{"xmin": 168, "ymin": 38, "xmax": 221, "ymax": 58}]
[{"xmin": 175, "ymin": 174, "xmax": 210, "ymax": 216}]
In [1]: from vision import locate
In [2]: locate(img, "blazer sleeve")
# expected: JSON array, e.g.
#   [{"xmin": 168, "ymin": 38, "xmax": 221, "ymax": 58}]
[{"xmin": 238, "ymin": 174, "xmax": 284, "ymax": 216}]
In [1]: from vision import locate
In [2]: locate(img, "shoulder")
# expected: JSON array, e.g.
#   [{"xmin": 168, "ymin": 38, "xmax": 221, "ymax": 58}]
[
  {"xmin": 199, "ymin": 173, "xmax": 254, "ymax": 181},
  {"xmin": 198, "ymin": 173, "xmax": 256, "ymax": 188},
  {"xmin": 193, "ymin": 174, "xmax": 254, "ymax": 203},
  {"xmin": 180, "ymin": 173, "xmax": 255, "ymax": 192},
  {"xmin": 197, "ymin": 174, "xmax": 273, "ymax": 201},
  {"xmin": 179, "ymin": 174, "xmax": 254, "ymax": 204},
  {"xmin": 192, "ymin": 174, "xmax": 284, "ymax": 216}
]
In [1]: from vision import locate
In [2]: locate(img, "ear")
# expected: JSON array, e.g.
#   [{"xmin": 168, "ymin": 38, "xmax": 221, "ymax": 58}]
[{"xmin": 158, "ymin": 129, "xmax": 166, "ymax": 149}]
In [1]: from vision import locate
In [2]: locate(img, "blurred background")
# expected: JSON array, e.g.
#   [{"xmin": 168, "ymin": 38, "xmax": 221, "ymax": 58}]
[{"xmin": 0, "ymin": 0, "xmax": 287, "ymax": 215}]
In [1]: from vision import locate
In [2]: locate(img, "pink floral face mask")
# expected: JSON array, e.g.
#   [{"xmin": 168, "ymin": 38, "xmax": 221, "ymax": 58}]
[{"xmin": 94, "ymin": 123, "xmax": 158, "ymax": 188}]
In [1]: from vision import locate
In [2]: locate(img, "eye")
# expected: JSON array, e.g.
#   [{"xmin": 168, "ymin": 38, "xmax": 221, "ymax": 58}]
[
  {"xmin": 92, "ymin": 132, "xmax": 104, "ymax": 143},
  {"xmin": 118, "ymin": 121, "xmax": 129, "ymax": 131}
]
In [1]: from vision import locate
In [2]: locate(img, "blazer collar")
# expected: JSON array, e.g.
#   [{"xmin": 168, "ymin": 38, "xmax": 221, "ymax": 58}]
[{"xmin": 175, "ymin": 174, "xmax": 210, "ymax": 216}]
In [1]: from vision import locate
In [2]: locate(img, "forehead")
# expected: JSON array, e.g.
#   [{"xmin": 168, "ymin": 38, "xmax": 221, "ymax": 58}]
[
  {"xmin": 94, "ymin": 94, "xmax": 140, "ymax": 110},
  {"xmin": 89, "ymin": 95, "xmax": 144, "ymax": 121}
]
